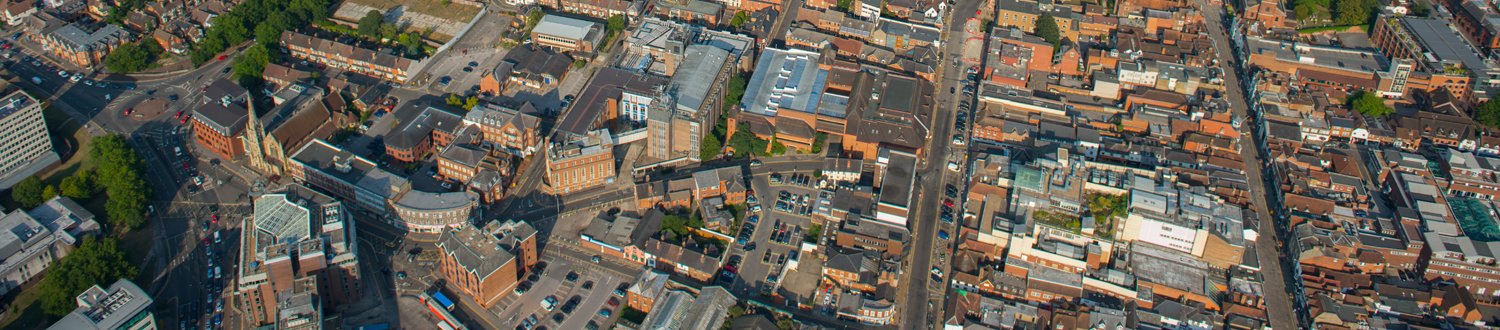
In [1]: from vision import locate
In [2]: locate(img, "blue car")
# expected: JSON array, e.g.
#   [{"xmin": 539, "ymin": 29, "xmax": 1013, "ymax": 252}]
[
  {"xmin": 598, "ymin": 309, "xmax": 612, "ymax": 317},
  {"xmin": 938, "ymin": 230, "xmax": 950, "ymax": 240},
  {"xmin": 747, "ymin": 215, "xmax": 759, "ymax": 224}
]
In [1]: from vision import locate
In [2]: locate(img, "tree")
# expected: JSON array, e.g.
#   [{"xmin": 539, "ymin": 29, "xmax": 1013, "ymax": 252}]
[
  {"xmin": 1479, "ymin": 98, "xmax": 1500, "ymax": 128},
  {"xmin": 59, "ymin": 170, "xmax": 95, "ymax": 200},
  {"xmin": 41, "ymin": 185, "xmax": 57, "ymax": 202},
  {"xmin": 1334, "ymin": 0, "xmax": 1369, "ymax": 25},
  {"xmin": 463, "ymin": 96, "xmax": 480, "ymax": 110},
  {"xmin": 729, "ymin": 11, "xmax": 748, "ymax": 27},
  {"xmin": 231, "ymin": 43, "xmax": 272, "ymax": 87},
  {"xmin": 10, "ymin": 176, "xmax": 44, "ymax": 208},
  {"xmin": 811, "ymin": 132, "xmax": 827, "ymax": 154},
  {"xmin": 1411, "ymin": 3, "xmax": 1431, "ymax": 16},
  {"xmin": 398, "ymin": 33, "xmax": 425, "ymax": 55},
  {"xmin": 836, "ymin": 0, "xmax": 855, "ymax": 11},
  {"xmin": 573, "ymin": 59, "xmax": 587, "ymax": 69},
  {"xmin": 1348, "ymin": 91, "xmax": 1393, "ymax": 117},
  {"xmin": 104, "ymin": 41, "xmax": 162, "ymax": 73},
  {"xmin": 700, "ymin": 134, "xmax": 722, "ymax": 161},
  {"xmin": 358, "ymin": 10, "xmax": 385, "ymax": 38},
  {"xmin": 607, "ymin": 14, "xmax": 626, "ymax": 32},
  {"xmin": 90, "ymin": 135, "xmax": 150, "ymax": 230},
  {"xmin": 37, "ymin": 238, "xmax": 137, "ymax": 316},
  {"xmin": 769, "ymin": 140, "xmax": 787, "ymax": 156},
  {"xmin": 379, "ymin": 22, "xmax": 399, "ymax": 41},
  {"xmin": 1035, "ymin": 14, "xmax": 1061, "ymax": 48},
  {"xmin": 446, "ymin": 94, "xmax": 464, "ymax": 108}
]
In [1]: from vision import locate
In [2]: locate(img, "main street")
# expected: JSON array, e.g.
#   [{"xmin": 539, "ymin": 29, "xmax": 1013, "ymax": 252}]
[
  {"xmin": 897, "ymin": 0, "xmax": 986, "ymax": 327},
  {"xmin": 1198, "ymin": 1, "xmax": 1300, "ymax": 329}
]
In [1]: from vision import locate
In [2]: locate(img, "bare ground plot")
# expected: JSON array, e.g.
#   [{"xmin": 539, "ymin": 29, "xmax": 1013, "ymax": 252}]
[{"xmin": 335, "ymin": 0, "xmax": 480, "ymax": 40}]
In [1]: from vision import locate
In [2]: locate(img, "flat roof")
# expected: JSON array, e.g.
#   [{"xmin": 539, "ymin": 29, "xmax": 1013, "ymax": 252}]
[
  {"xmin": 741, "ymin": 47, "xmax": 827, "ymax": 116},
  {"xmin": 1402, "ymin": 16, "xmax": 1492, "ymax": 73},
  {"xmin": 878, "ymin": 149, "xmax": 917, "ymax": 207},
  {"xmin": 672, "ymin": 45, "xmax": 731, "ymax": 113},
  {"xmin": 557, "ymin": 68, "xmax": 669, "ymax": 135},
  {"xmin": 534, "ymin": 14, "xmax": 599, "ymax": 40}
]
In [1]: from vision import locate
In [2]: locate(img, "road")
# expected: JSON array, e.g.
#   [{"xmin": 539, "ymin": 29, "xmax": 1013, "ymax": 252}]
[
  {"xmin": 1198, "ymin": 1, "xmax": 1301, "ymax": 329},
  {"xmin": 897, "ymin": 0, "xmax": 986, "ymax": 328}
]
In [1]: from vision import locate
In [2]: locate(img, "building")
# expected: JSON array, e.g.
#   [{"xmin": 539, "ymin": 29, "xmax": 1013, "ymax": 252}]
[
  {"xmin": 385, "ymin": 106, "xmax": 464, "ymax": 163},
  {"xmin": 646, "ymin": 44, "xmax": 734, "ymax": 163},
  {"xmin": 531, "ymin": 14, "xmax": 604, "ymax": 53},
  {"xmin": 287, "ymin": 139, "xmax": 411, "ymax": 213},
  {"xmin": 626, "ymin": 269, "xmax": 670, "ymax": 312},
  {"xmin": 462, "ymin": 102, "xmax": 543, "ymax": 157},
  {"xmin": 236, "ymin": 185, "xmax": 359, "ymax": 327},
  {"xmin": 280, "ymin": 31, "xmax": 418, "ymax": 82},
  {"xmin": 244, "ymin": 84, "xmax": 342, "ymax": 177},
  {"xmin": 480, "ymin": 45, "xmax": 572, "ymax": 94},
  {"xmin": 639, "ymin": 287, "xmax": 737, "ymax": 329},
  {"xmin": 544, "ymin": 0, "xmax": 647, "ymax": 19},
  {"xmin": 191, "ymin": 79, "xmax": 251, "ymax": 160},
  {"xmin": 435, "ymin": 220, "xmax": 538, "ymax": 308},
  {"xmin": 0, "ymin": 90, "xmax": 59, "ymax": 189},
  {"xmin": 5, "ymin": 0, "xmax": 35, "ymax": 26},
  {"xmin": 389, "ymin": 189, "xmax": 478, "ymax": 233},
  {"xmin": 47, "ymin": 279, "xmax": 155, "ymax": 330},
  {"xmin": 30, "ymin": 18, "xmax": 129, "ymax": 67},
  {"xmin": 0, "ymin": 204, "xmax": 89, "ymax": 296},
  {"xmin": 1370, "ymin": 15, "xmax": 1497, "ymax": 101},
  {"xmin": 545, "ymin": 129, "xmax": 616, "ymax": 193}
]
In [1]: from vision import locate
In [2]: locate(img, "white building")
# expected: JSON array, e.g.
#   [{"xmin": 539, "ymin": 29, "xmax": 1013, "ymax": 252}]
[
  {"xmin": 0, "ymin": 90, "xmax": 59, "ymax": 189},
  {"xmin": 48, "ymin": 279, "xmax": 156, "ymax": 330}
]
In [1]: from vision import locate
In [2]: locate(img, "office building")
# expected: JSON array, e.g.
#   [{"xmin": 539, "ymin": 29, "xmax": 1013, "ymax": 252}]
[
  {"xmin": 48, "ymin": 279, "xmax": 156, "ymax": 330},
  {"xmin": 0, "ymin": 90, "xmax": 58, "ymax": 189}
]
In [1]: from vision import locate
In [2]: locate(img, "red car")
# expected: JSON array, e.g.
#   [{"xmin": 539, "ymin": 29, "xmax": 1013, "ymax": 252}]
[
  {"xmin": 942, "ymin": 199, "xmax": 954, "ymax": 208},
  {"xmin": 122, "ymin": 108, "xmax": 133, "ymax": 115},
  {"xmin": 210, "ymin": 214, "xmax": 219, "ymax": 224},
  {"xmin": 174, "ymin": 110, "xmax": 183, "ymax": 119},
  {"xmin": 217, "ymin": 55, "xmax": 227, "ymax": 61},
  {"xmin": 180, "ymin": 116, "xmax": 189, "ymax": 124}
]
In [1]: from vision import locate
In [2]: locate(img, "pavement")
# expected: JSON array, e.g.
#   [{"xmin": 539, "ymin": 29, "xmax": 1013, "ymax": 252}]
[{"xmin": 1198, "ymin": 1, "xmax": 1301, "ymax": 329}]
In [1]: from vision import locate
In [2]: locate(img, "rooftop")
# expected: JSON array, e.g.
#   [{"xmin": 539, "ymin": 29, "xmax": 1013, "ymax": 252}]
[
  {"xmin": 47, "ymin": 279, "xmax": 152, "ymax": 330},
  {"xmin": 742, "ymin": 47, "xmax": 827, "ymax": 116},
  {"xmin": 436, "ymin": 222, "xmax": 518, "ymax": 281},
  {"xmin": 533, "ymin": 14, "xmax": 601, "ymax": 41}
]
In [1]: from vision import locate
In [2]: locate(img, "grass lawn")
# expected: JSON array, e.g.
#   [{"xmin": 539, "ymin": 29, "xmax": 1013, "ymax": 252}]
[
  {"xmin": 0, "ymin": 281, "xmax": 56, "ymax": 330},
  {"xmin": 36, "ymin": 105, "xmax": 95, "ymax": 186},
  {"xmin": 343, "ymin": 0, "xmax": 480, "ymax": 23}
]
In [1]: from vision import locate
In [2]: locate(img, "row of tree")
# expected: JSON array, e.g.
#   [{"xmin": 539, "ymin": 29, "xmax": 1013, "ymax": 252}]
[
  {"xmin": 356, "ymin": 10, "xmax": 428, "ymax": 56},
  {"xmin": 189, "ymin": 0, "xmax": 333, "ymax": 65}
]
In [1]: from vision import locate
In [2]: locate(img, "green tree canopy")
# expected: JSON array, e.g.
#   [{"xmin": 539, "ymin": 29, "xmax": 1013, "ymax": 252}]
[
  {"xmin": 730, "ymin": 11, "xmax": 749, "ymax": 27},
  {"xmin": 10, "ymin": 176, "xmax": 44, "ymax": 208},
  {"xmin": 104, "ymin": 41, "xmax": 162, "ymax": 73},
  {"xmin": 1334, "ymin": 0, "xmax": 1370, "ymax": 25},
  {"xmin": 91, "ymin": 135, "xmax": 151, "ymax": 230},
  {"xmin": 1035, "ymin": 14, "xmax": 1061, "ymax": 47},
  {"xmin": 358, "ymin": 10, "xmax": 385, "ymax": 38},
  {"xmin": 607, "ymin": 14, "xmax": 626, "ymax": 32},
  {"xmin": 1348, "ymin": 90, "xmax": 1393, "ymax": 117},
  {"xmin": 37, "ymin": 238, "xmax": 137, "ymax": 316},
  {"xmin": 700, "ymin": 134, "xmax": 722, "ymax": 161},
  {"xmin": 59, "ymin": 170, "xmax": 96, "ymax": 200},
  {"xmin": 1477, "ymin": 98, "xmax": 1500, "ymax": 128}
]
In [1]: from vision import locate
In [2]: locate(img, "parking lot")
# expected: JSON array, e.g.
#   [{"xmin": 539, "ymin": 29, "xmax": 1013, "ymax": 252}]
[
  {"xmin": 491, "ymin": 254, "xmax": 627, "ymax": 330},
  {"xmin": 718, "ymin": 158, "xmax": 825, "ymax": 298}
]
